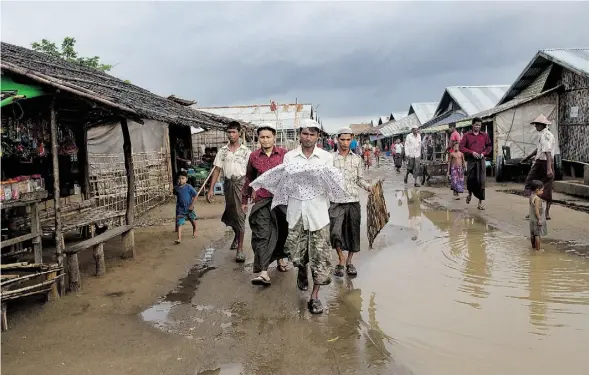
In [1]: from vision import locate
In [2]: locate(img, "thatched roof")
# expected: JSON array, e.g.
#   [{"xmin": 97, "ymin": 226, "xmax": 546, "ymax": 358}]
[
  {"xmin": 0, "ymin": 42, "xmax": 245, "ymax": 129},
  {"xmin": 167, "ymin": 94, "xmax": 196, "ymax": 107}
]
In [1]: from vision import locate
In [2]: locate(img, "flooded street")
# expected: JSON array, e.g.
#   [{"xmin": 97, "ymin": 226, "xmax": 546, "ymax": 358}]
[
  {"xmin": 2, "ymin": 164, "xmax": 588, "ymax": 375},
  {"xmin": 139, "ymin": 164, "xmax": 589, "ymax": 375}
]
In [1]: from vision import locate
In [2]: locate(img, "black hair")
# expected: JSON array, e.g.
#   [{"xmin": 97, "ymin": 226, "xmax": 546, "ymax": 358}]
[
  {"xmin": 472, "ymin": 117, "xmax": 482, "ymax": 125},
  {"xmin": 227, "ymin": 121, "xmax": 241, "ymax": 132},
  {"xmin": 177, "ymin": 170, "xmax": 188, "ymax": 178},
  {"xmin": 299, "ymin": 127, "xmax": 320, "ymax": 134},
  {"xmin": 337, "ymin": 132, "xmax": 353, "ymax": 139},
  {"xmin": 449, "ymin": 123, "xmax": 456, "ymax": 129},
  {"xmin": 530, "ymin": 180, "xmax": 544, "ymax": 191}
]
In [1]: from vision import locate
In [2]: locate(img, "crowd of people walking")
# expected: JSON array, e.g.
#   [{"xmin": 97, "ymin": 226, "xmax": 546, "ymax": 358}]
[{"xmin": 171, "ymin": 113, "xmax": 557, "ymax": 315}]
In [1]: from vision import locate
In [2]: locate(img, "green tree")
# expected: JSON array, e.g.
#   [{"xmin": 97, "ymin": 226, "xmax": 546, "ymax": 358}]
[{"xmin": 31, "ymin": 37, "xmax": 114, "ymax": 72}]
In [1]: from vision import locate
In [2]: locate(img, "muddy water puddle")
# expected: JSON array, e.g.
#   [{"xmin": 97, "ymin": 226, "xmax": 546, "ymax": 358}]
[{"xmin": 140, "ymin": 184, "xmax": 589, "ymax": 375}]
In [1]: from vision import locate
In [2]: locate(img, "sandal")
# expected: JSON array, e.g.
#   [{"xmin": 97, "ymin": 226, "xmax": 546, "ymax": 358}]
[
  {"xmin": 477, "ymin": 205, "xmax": 485, "ymax": 210},
  {"xmin": 346, "ymin": 264, "xmax": 358, "ymax": 276},
  {"xmin": 251, "ymin": 275, "xmax": 271, "ymax": 286},
  {"xmin": 307, "ymin": 299, "xmax": 324, "ymax": 314},
  {"xmin": 333, "ymin": 265, "xmax": 345, "ymax": 277},
  {"xmin": 175, "ymin": 239, "xmax": 181, "ymax": 244},
  {"xmin": 297, "ymin": 268, "xmax": 309, "ymax": 291},
  {"xmin": 466, "ymin": 195, "xmax": 472, "ymax": 204},
  {"xmin": 235, "ymin": 251, "xmax": 246, "ymax": 263},
  {"xmin": 230, "ymin": 239, "xmax": 238, "ymax": 250}
]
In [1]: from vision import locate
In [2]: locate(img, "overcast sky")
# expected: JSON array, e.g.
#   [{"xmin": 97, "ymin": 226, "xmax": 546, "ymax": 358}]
[{"xmin": 2, "ymin": 1, "xmax": 589, "ymax": 132}]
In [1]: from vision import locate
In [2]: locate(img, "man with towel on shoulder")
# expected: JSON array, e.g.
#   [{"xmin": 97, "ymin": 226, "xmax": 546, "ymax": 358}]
[
  {"xmin": 330, "ymin": 127, "xmax": 372, "ymax": 278},
  {"xmin": 207, "ymin": 121, "xmax": 252, "ymax": 262},
  {"xmin": 404, "ymin": 124, "xmax": 422, "ymax": 187}
]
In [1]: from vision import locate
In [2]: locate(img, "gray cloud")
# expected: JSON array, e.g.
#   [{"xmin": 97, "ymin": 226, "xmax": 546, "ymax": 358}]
[{"xmin": 2, "ymin": 1, "xmax": 589, "ymax": 131}]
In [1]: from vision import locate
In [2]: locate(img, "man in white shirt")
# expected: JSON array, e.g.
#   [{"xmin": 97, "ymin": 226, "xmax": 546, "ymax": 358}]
[
  {"xmin": 283, "ymin": 119, "xmax": 335, "ymax": 314},
  {"xmin": 393, "ymin": 138, "xmax": 404, "ymax": 172},
  {"xmin": 523, "ymin": 114, "xmax": 557, "ymax": 219},
  {"xmin": 207, "ymin": 121, "xmax": 252, "ymax": 262},
  {"xmin": 404, "ymin": 125, "xmax": 422, "ymax": 187}
]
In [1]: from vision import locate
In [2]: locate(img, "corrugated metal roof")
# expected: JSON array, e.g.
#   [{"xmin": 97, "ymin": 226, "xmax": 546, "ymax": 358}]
[
  {"xmin": 391, "ymin": 111, "xmax": 408, "ymax": 121},
  {"xmin": 380, "ymin": 113, "xmax": 420, "ymax": 137},
  {"xmin": 461, "ymin": 86, "xmax": 560, "ymax": 122},
  {"xmin": 379, "ymin": 115, "xmax": 390, "ymax": 125},
  {"xmin": 408, "ymin": 103, "xmax": 438, "ymax": 125},
  {"xmin": 442, "ymin": 85, "xmax": 509, "ymax": 116},
  {"xmin": 196, "ymin": 103, "xmax": 313, "ymax": 130},
  {"xmin": 422, "ymin": 111, "xmax": 467, "ymax": 129},
  {"xmin": 542, "ymin": 48, "xmax": 589, "ymax": 76},
  {"xmin": 499, "ymin": 48, "xmax": 589, "ymax": 105}
]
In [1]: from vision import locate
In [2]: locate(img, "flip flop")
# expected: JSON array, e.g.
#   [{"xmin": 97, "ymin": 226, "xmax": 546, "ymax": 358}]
[
  {"xmin": 477, "ymin": 205, "xmax": 485, "ymax": 210},
  {"xmin": 235, "ymin": 251, "xmax": 246, "ymax": 263},
  {"xmin": 230, "ymin": 239, "xmax": 238, "ymax": 250},
  {"xmin": 466, "ymin": 195, "xmax": 472, "ymax": 204},
  {"xmin": 175, "ymin": 240, "xmax": 181, "ymax": 244},
  {"xmin": 251, "ymin": 275, "xmax": 271, "ymax": 286},
  {"xmin": 333, "ymin": 265, "xmax": 345, "ymax": 277},
  {"xmin": 346, "ymin": 264, "xmax": 358, "ymax": 276}
]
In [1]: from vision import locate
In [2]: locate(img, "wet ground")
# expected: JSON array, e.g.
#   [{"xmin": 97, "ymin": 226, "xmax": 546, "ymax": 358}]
[{"xmin": 2, "ymin": 161, "xmax": 589, "ymax": 375}]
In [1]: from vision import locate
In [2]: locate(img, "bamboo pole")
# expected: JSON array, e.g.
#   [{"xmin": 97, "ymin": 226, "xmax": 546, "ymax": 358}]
[
  {"xmin": 120, "ymin": 118, "xmax": 136, "ymax": 259},
  {"xmin": 196, "ymin": 168, "xmax": 215, "ymax": 200},
  {"xmin": 50, "ymin": 97, "xmax": 65, "ymax": 296}
]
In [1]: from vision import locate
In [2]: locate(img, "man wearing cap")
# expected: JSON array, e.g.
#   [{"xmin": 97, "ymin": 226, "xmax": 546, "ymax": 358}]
[
  {"xmin": 283, "ymin": 119, "xmax": 337, "ymax": 314},
  {"xmin": 404, "ymin": 125, "xmax": 422, "ymax": 187},
  {"xmin": 242, "ymin": 124, "xmax": 289, "ymax": 286},
  {"xmin": 330, "ymin": 128, "xmax": 372, "ymax": 278},
  {"xmin": 207, "ymin": 121, "xmax": 252, "ymax": 262},
  {"xmin": 459, "ymin": 117, "xmax": 492, "ymax": 210},
  {"xmin": 523, "ymin": 114, "xmax": 556, "ymax": 219}
]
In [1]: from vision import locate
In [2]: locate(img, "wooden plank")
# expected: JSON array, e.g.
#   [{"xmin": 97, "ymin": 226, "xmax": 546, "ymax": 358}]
[
  {"xmin": 64, "ymin": 225, "xmax": 132, "ymax": 254},
  {"xmin": 1, "ymin": 275, "xmax": 63, "ymax": 299},
  {"xmin": 0, "ymin": 233, "xmax": 37, "ymax": 249},
  {"xmin": 31, "ymin": 202, "xmax": 43, "ymax": 264},
  {"xmin": 51, "ymin": 97, "xmax": 65, "ymax": 296},
  {"xmin": 0, "ymin": 191, "xmax": 48, "ymax": 210},
  {"xmin": 0, "ymin": 269, "xmax": 61, "ymax": 288},
  {"xmin": 121, "ymin": 118, "xmax": 136, "ymax": 259}
]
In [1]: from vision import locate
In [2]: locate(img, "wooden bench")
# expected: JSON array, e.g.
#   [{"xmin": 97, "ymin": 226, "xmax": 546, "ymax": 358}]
[{"xmin": 64, "ymin": 225, "xmax": 134, "ymax": 292}]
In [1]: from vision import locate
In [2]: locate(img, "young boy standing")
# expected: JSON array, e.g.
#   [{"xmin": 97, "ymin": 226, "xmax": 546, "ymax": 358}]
[
  {"xmin": 174, "ymin": 170, "xmax": 197, "ymax": 244},
  {"xmin": 447, "ymin": 142, "xmax": 466, "ymax": 200}
]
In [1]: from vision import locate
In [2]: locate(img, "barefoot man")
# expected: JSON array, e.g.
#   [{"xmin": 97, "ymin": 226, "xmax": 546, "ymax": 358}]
[
  {"xmin": 242, "ymin": 124, "xmax": 289, "ymax": 286},
  {"xmin": 459, "ymin": 117, "xmax": 492, "ymax": 210},
  {"xmin": 331, "ymin": 127, "xmax": 372, "ymax": 278},
  {"xmin": 207, "ymin": 121, "xmax": 251, "ymax": 262},
  {"xmin": 523, "ymin": 114, "xmax": 556, "ymax": 220}
]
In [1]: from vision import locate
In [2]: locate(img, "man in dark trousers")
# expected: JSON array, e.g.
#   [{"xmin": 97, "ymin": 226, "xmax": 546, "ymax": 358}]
[{"xmin": 459, "ymin": 117, "xmax": 492, "ymax": 210}]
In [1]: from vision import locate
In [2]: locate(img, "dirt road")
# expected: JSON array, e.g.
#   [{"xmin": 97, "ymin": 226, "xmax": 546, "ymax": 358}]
[{"xmin": 2, "ymin": 164, "xmax": 588, "ymax": 375}]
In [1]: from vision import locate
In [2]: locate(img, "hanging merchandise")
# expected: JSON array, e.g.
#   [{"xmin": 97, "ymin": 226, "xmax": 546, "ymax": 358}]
[{"xmin": 58, "ymin": 127, "xmax": 78, "ymax": 156}]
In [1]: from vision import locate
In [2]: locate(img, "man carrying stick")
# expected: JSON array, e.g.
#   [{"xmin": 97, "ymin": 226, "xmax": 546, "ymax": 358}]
[
  {"xmin": 330, "ymin": 127, "xmax": 371, "ymax": 277},
  {"xmin": 207, "ymin": 121, "xmax": 251, "ymax": 262},
  {"xmin": 242, "ymin": 124, "xmax": 289, "ymax": 286}
]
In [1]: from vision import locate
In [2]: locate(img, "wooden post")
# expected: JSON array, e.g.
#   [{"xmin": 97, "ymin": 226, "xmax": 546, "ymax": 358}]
[
  {"xmin": 120, "ymin": 118, "xmax": 136, "ymax": 259},
  {"xmin": 50, "ymin": 97, "xmax": 65, "ymax": 296},
  {"xmin": 93, "ymin": 243, "xmax": 106, "ymax": 276},
  {"xmin": 1, "ymin": 303, "xmax": 7, "ymax": 331},
  {"xmin": 66, "ymin": 253, "xmax": 81, "ymax": 292},
  {"xmin": 31, "ymin": 202, "xmax": 42, "ymax": 264},
  {"xmin": 46, "ymin": 270, "xmax": 59, "ymax": 302}
]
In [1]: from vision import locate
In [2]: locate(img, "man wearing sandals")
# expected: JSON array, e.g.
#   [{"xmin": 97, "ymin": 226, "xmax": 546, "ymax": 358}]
[
  {"xmin": 330, "ymin": 128, "xmax": 371, "ymax": 278},
  {"xmin": 459, "ymin": 117, "xmax": 492, "ymax": 210},
  {"xmin": 207, "ymin": 121, "xmax": 251, "ymax": 262},
  {"xmin": 284, "ymin": 119, "xmax": 336, "ymax": 314},
  {"xmin": 404, "ymin": 125, "xmax": 422, "ymax": 187},
  {"xmin": 242, "ymin": 124, "xmax": 289, "ymax": 286}
]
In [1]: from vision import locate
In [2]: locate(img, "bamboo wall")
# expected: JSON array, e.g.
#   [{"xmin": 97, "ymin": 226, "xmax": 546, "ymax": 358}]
[{"xmin": 558, "ymin": 69, "xmax": 589, "ymax": 164}]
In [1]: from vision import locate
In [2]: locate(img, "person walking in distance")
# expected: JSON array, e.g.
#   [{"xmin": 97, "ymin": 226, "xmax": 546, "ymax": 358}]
[
  {"xmin": 447, "ymin": 142, "xmax": 466, "ymax": 200},
  {"xmin": 242, "ymin": 124, "xmax": 289, "ymax": 286},
  {"xmin": 207, "ymin": 121, "xmax": 251, "ymax": 262},
  {"xmin": 459, "ymin": 117, "xmax": 492, "ymax": 210},
  {"xmin": 404, "ymin": 125, "xmax": 422, "ymax": 187},
  {"xmin": 392, "ymin": 138, "xmax": 404, "ymax": 173},
  {"xmin": 523, "ymin": 114, "xmax": 556, "ymax": 220},
  {"xmin": 330, "ymin": 128, "xmax": 372, "ymax": 278}
]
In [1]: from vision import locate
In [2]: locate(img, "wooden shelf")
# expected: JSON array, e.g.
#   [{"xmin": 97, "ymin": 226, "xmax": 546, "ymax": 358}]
[{"xmin": 0, "ymin": 190, "xmax": 48, "ymax": 210}]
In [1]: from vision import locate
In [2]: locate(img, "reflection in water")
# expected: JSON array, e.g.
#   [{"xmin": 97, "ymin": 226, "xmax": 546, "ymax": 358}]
[
  {"xmin": 405, "ymin": 189, "xmax": 423, "ymax": 240},
  {"xmin": 461, "ymin": 217, "xmax": 492, "ymax": 303},
  {"xmin": 528, "ymin": 253, "xmax": 548, "ymax": 334},
  {"xmin": 325, "ymin": 278, "xmax": 392, "ymax": 372}
]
